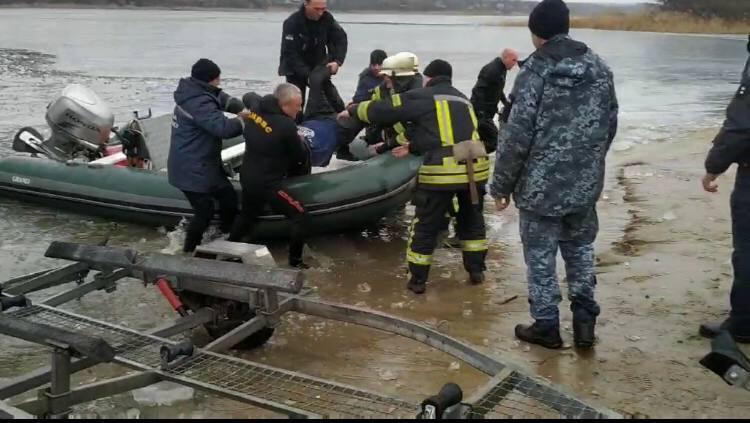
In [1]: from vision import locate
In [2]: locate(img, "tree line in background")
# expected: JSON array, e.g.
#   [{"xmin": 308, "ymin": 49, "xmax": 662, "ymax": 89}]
[{"xmin": 660, "ymin": 0, "xmax": 750, "ymax": 20}]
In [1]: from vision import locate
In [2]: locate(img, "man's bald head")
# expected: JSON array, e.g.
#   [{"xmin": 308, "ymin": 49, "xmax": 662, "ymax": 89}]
[{"xmin": 501, "ymin": 48, "xmax": 519, "ymax": 70}]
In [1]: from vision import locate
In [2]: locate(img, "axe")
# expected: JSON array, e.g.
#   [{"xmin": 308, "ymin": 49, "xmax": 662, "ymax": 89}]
[{"xmin": 453, "ymin": 140, "xmax": 488, "ymax": 205}]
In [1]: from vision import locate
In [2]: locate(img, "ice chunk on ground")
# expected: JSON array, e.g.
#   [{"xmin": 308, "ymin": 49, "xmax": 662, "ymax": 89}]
[{"xmin": 132, "ymin": 382, "xmax": 194, "ymax": 407}]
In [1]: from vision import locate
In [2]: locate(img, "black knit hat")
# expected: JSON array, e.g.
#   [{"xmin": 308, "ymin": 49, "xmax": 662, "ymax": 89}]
[
  {"xmin": 370, "ymin": 49, "xmax": 387, "ymax": 65},
  {"xmin": 191, "ymin": 58, "xmax": 221, "ymax": 83},
  {"xmin": 423, "ymin": 59, "xmax": 452, "ymax": 79},
  {"xmin": 528, "ymin": 0, "xmax": 570, "ymax": 41}
]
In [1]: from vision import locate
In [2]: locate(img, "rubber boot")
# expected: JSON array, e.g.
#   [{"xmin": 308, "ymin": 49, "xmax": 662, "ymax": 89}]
[
  {"xmin": 469, "ymin": 271, "xmax": 485, "ymax": 285},
  {"xmin": 515, "ymin": 320, "xmax": 563, "ymax": 350},
  {"xmin": 573, "ymin": 314, "xmax": 597, "ymax": 348},
  {"xmin": 336, "ymin": 145, "xmax": 359, "ymax": 162},
  {"xmin": 407, "ymin": 277, "xmax": 426, "ymax": 295},
  {"xmin": 289, "ymin": 242, "xmax": 309, "ymax": 269},
  {"xmin": 700, "ymin": 319, "xmax": 750, "ymax": 344}
]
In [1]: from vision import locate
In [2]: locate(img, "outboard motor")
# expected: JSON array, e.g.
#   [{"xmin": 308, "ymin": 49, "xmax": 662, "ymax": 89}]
[{"xmin": 13, "ymin": 84, "xmax": 114, "ymax": 161}]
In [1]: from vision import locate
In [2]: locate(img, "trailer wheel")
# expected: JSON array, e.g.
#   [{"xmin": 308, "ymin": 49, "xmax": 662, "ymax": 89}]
[{"xmin": 180, "ymin": 293, "xmax": 274, "ymax": 350}]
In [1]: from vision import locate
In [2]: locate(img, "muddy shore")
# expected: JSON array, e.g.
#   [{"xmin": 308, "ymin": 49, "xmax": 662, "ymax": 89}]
[{"xmin": 222, "ymin": 129, "xmax": 750, "ymax": 418}]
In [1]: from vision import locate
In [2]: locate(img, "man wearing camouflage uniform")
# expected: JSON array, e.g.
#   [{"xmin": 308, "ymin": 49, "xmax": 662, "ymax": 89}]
[
  {"xmin": 699, "ymin": 36, "xmax": 750, "ymax": 344},
  {"xmin": 491, "ymin": 0, "xmax": 619, "ymax": 349}
]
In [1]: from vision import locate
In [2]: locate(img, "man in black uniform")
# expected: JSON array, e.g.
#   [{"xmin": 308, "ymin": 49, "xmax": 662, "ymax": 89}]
[
  {"xmin": 700, "ymin": 36, "xmax": 750, "ymax": 344},
  {"xmin": 470, "ymin": 48, "xmax": 519, "ymax": 153},
  {"xmin": 343, "ymin": 59, "xmax": 490, "ymax": 294},
  {"xmin": 278, "ymin": 0, "xmax": 347, "ymax": 115},
  {"xmin": 228, "ymin": 83, "xmax": 311, "ymax": 269}
]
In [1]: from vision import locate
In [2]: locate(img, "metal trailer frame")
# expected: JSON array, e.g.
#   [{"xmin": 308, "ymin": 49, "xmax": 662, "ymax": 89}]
[{"xmin": 0, "ymin": 241, "xmax": 622, "ymax": 419}]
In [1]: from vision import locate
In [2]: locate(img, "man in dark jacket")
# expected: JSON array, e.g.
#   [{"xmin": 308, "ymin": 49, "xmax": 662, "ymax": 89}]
[
  {"xmin": 491, "ymin": 0, "xmax": 618, "ymax": 349},
  {"xmin": 352, "ymin": 49, "xmax": 387, "ymax": 103},
  {"xmin": 167, "ymin": 58, "xmax": 245, "ymax": 253},
  {"xmin": 344, "ymin": 59, "xmax": 490, "ymax": 295},
  {"xmin": 278, "ymin": 0, "xmax": 347, "ymax": 113},
  {"xmin": 699, "ymin": 36, "xmax": 750, "ymax": 344},
  {"xmin": 229, "ymin": 83, "xmax": 311, "ymax": 268},
  {"xmin": 470, "ymin": 48, "xmax": 519, "ymax": 153}
]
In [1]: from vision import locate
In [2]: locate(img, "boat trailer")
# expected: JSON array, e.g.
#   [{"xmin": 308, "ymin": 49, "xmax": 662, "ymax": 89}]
[{"xmin": 0, "ymin": 241, "xmax": 621, "ymax": 419}]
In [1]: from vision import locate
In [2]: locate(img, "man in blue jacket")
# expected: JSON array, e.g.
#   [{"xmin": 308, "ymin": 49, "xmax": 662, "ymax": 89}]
[{"xmin": 167, "ymin": 58, "xmax": 245, "ymax": 253}]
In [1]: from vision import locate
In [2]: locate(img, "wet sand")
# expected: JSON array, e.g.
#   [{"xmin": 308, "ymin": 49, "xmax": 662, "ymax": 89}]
[
  {"xmin": 191, "ymin": 129, "xmax": 750, "ymax": 418},
  {"xmin": 245, "ymin": 130, "xmax": 750, "ymax": 419}
]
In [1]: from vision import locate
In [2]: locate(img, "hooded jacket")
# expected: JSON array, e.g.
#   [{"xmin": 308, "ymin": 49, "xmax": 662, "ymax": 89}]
[
  {"xmin": 491, "ymin": 35, "xmax": 619, "ymax": 216},
  {"xmin": 167, "ymin": 77, "xmax": 244, "ymax": 193}
]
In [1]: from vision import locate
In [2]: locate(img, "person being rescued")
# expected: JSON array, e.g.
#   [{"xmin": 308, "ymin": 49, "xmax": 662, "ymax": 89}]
[
  {"xmin": 288, "ymin": 56, "xmax": 422, "ymax": 167},
  {"xmin": 337, "ymin": 52, "xmax": 424, "ymax": 158},
  {"xmin": 228, "ymin": 83, "xmax": 311, "ymax": 269}
]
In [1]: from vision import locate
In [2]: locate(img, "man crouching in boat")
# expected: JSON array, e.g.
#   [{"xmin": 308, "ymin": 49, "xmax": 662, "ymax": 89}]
[
  {"xmin": 229, "ymin": 84, "xmax": 311, "ymax": 269},
  {"xmin": 167, "ymin": 58, "xmax": 246, "ymax": 253}
]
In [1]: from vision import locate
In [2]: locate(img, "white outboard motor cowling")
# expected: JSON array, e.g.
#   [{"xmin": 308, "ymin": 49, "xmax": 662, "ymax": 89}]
[{"xmin": 44, "ymin": 84, "xmax": 114, "ymax": 158}]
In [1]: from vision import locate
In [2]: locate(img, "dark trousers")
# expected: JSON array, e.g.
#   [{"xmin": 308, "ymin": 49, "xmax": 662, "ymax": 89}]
[
  {"xmin": 407, "ymin": 188, "xmax": 488, "ymax": 283},
  {"xmin": 476, "ymin": 113, "xmax": 499, "ymax": 154},
  {"xmin": 730, "ymin": 170, "xmax": 750, "ymax": 335},
  {"xmin": 288, "ymin": 68, "xmax": 344, "ymax": 124},
  {"xmin": 286, "ymin": 75, "xmax": 308, "ymax": 116},
  {"xmin": 181, "ymin": 181, "xmax": 237, "ymax": 253},
  {"xmin": 229, "ymin": 185, "xmax": 308, "ymax": 264},
  {"xmin": 519, "ymin": 208, "xmax": 600, "ymax": 324}
]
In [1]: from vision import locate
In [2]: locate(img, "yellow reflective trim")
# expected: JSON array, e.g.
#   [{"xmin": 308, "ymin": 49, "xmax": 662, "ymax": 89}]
[
  {"xmin": 417, "ymin": 170, "xmax": 490, "ymax": 185},
  {"xmin": 372, "ymin": 87, "xmax": 382, "ymax": 101},
  {"xmin": 406, "ymin": 217, "xmax": 417, "ymax": 264},
  {"xmin": 392, "ymin": 94, "xmax": 402, "ymax": 107},
  {"xmin": 461, "ymin": 239, "xmax": 488, "ymax": 252},
  {"xmin": 435, "ymin": 100, "xmax": 449, "ymax": 146},
  {"xmin": 407, "ymin": 250, "xmax": 433, "ymax": 266},
  {"xmin": 393, "ymin": 121, "xmax": 408, "ymax": 145},
  {"xmin": 357, "ymin": 101, "xmax": 372, "ymax": 123},
  {"xmin": 443, "ymin": 100, "xmax": 455, "ymax": 146},
  {"xmin": 452, "ymin": 196, "xmax": 460, "ymax": 214},
  {"xmin": 420, "ymin": 157, "xmax": 491, "ymax": 174},
  {"xmin": 468, "ymin": 106, "xmax": 481, "ymax": 141}
]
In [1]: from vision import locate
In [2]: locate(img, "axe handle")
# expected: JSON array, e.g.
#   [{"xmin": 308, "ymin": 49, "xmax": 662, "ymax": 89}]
[{"xmin": 466, "ymin": 160, "xmax": 480, "ymax": 205}]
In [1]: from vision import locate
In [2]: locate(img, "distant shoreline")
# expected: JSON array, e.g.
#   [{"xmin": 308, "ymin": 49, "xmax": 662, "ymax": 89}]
[
  {"xmin": 505, "ymin": 11, "xmax": 750, "ymax": 35},
  {"xmin": 0, "ymin": 3, "xmax": 524, "ymax": 17}
]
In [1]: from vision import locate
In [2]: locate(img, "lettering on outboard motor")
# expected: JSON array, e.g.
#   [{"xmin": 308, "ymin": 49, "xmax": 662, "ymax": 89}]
[
  {"xmin": 64, "ymin": 111, "xmax": 99, "ymax": 132},
  {"xmin": 11, "ymin": 176, "xmax": 31, "ymax": 185}
]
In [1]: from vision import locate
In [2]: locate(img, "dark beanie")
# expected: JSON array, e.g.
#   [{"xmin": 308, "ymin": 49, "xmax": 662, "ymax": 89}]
[
  {"xmin": 423, "ymin": 59, "xmax": 452, "ymax": 79},
  {"xmin": 528, "ymin": 0, "xmax": 570, "ymax": 40},
  {"xmin": 370, "ymin": 49, "xmax": 387, "ymax": 65},
  {"xmin": 191, "ymin": 58, "xmax": 221, "ymax": 83}
]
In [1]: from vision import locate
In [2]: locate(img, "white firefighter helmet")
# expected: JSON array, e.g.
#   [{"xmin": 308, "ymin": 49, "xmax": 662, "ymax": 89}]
[{"xmin": 379, "ymin": 52, "xmax": 419, "ymax": 77}]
